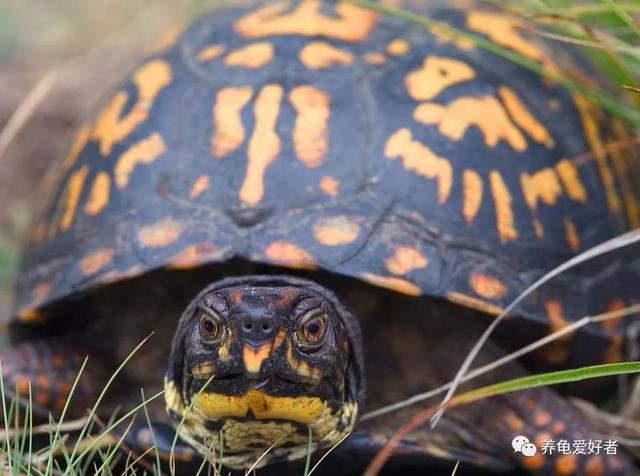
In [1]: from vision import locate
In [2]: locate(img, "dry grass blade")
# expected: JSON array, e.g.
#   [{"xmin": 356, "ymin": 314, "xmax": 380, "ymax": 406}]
[
  {"xmin": 0, "ymin": 71, "xmax": 59, "ymax": 161},
  {"xmin": 0, "ymin": 417, "xmax": 88, "ymax": 440},
  {"xmin": 361, "ymin": 302, "xmax": 640, "ymax": 421},
  {"xmin": 244, "ymin": 435, "xmax": 284, "ymax": 475},
  {"xmin": 623, "ymin": 85, "xmax": 640, "ymax": 93},
  {"xmin": 432, "ymin": 229, "xmax": 640, "ymax": 427},
  {"xmin": 307, "ymin": 432, "xmax": 351, "ymax": 476}
]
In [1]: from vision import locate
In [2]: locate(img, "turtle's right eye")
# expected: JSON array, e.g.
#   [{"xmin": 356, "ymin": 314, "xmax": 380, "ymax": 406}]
[{"xmin": 199, "ymin": 313, "xmax": 225, "ymax": 344}]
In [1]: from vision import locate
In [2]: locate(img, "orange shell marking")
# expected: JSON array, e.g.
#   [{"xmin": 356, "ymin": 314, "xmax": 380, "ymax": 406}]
[
  {"xmin": 466, "ymin": 11, "xmax": 557, "ymax": 75},
  {"xmin": 573, "ymin": 94, "xmax": 620, "ymax": 213},
  {"xmin": 360, "ymin": 273, "xmax": 421, "ymax": 296},
  {"xmin": 469, "ymin": 272, "xmax": 507, "ymax": 299},
  {"xmin": 312, "ymin": 216, "xmax": 360, "ymax": 246},
  {"xmin": 240, "ymin": 84, "xmax": 283, "ymax": 206},
  {"xmin": 318, "ymin": 176, "xmax": 339, "ymax": 197},
  {"xmin": 264, "ymin": 241, "xmax": 316, "ymax": 269},
  {"xmin": 489, "ymin": 170, "xmax": 518, "ymax": 243},
  {"xmin": 386, "ymin": 38, "xmax": 409, "ymax": 56},
  {"xmin": 405, "ymin": 56, "xmax": 475, "ymax": 101},
  {"xmin": 462, "ymin": 169, "xmax": 483, "ymax": 223},
  {"xmin": 60, "ymin": 165, "xmax": 90, "ymax": 231},
  {"xmin": 299, "ymin": 41, "xmax": 354, "ymax": 69},
  {"xmin": 234, "ymin": 1, "xmax": 379, "ymax": 42},
  {"xmin": 520, "ymin": 168, "xmax": 563, "ymax": 210},
  {"xmin": 385, "ymin": 128, "xmax": 452, "ymax": 204},
  {"xmin": 92, "ymin": 60, "xmax": 172, "ymax": 156},
  {"xmin": 564, "ymin": 217, "xmax": 580, "ymax": 252},
  {"xmin": 138, "ymin": 217, "xmax": 186, "ymax": 248},
  {"xmin": 80, "ymin": 248, "xmax": 115, "ymax": 276},
  {"xmin": 289, "ymin": 86, "xmax": 330, "ymax": 167},
  {"xmin": 114, "ymin": 133, "xmax": 167, "ymax": 189},
  {"xmin": 211, "ymin": 86, "xmax": 253, "ymax": 158},
  {"xmin": 499, "ymin": 86, "xmax": 554, "ymax": 148},
  {"xmin": 168, "ymin": 242, "xmax": 219, "ymax": 269},
  {"xmin": 84, "ymin": 172, "xmax": 111, "ymax": 216},
  {"xmin": 189, "ymin": 175, "xmax": 210, "ymax": 199},
  {"xmin": 197, "ymin": 44, "xmax": 225, "ymax": 62},
  {"xmin": 385, "ymin": 246, "xmax": 428, "ymax": 275},
  {"xmin": 224, "ymin": 42, "xmax": 274, "ymax": 68},
  {"xmin": 414, "ymin": 96, "xmax": 527, "ymax": 152},
  {"xmin": 555, "ymin": 160, "xmax": 587, "ymax": 203},
  {"xmin": 363, "ymin": 52, "xmax": 386, "ymax": 65},
  {"xmin": 61, "ymin": 125, "xmax": 91, "ymax": 173}
]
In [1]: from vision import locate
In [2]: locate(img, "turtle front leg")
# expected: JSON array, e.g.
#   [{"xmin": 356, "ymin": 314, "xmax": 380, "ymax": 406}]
[{"xmin": 0, "ymin": 339, "xmax": 107, "ymax": 422}]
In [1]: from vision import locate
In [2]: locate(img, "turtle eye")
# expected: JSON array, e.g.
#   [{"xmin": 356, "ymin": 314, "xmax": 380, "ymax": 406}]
[
  {"xmin": 295, "ymin": 310, "xmax": 328, "ymax": 351},
  {"xmin": 199, "ymin": 312, "xmax": 224, "ymax": 344}
]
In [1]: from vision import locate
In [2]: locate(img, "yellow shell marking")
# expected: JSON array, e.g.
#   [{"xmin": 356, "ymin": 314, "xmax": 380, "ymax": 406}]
[
  {"xmin": 385, "ymin": 246, "xmax": 428, "ymax": 276},
  {"xmin": 60, "ymin": 165, "xmax": 90, "ymax": 231},
  {"xmin": 489, "ymin": 170, "xmax": 518, "ymax": 243},
  {"xmin": 168, "ymin": 242, "xmax": 219, "ymax": 269},
  {"xmin": 360, "ymin": 273, "xmax": 421, "ymax": 296},
  {"xmin": 189, "ymin": 175, "xmax": 210, "ymax": 199},
  {"xmin": 114, "ymin": 133, "xmax": 166, "ymax": 189},
  {"xmin": 61, "ymin": 125, "xmax": 91, "ymax": 173},
  {"xmin": 520, "ymin": 168, "xmax": 563, "ymax": 210},
  {"xmin": 299, "ymin": 41, "xmax": 354, "ymax": 69},
  {"xmin": 446, "ymin": 291, "xmax": 503, "ymax": 315},
  {"xmin": 499, "ymin": 86, "xmax": 554, "ymax": 148},
  {"xmin": 264, "ymin": 241, "xmax": 316, "ymax": 269},
  {"xmin": 84, "ymin": 172, "xmax": 111, "ymax": 216},
  {"xmin": 195, "ymin": 390, "xmax": 326, "ymax": 424},
  {"xmin": 564, "ymin": 218, "xmax": 580, "ymax": 252},
  {"xmin": 555, "ymin": 160, "xmax": 587, "ymax": 203},
  {"xmin": 466, "ymin": 11, "xmax": 558, "ymax": 75},
  {"xmin": 573, "ymin": 94, "xmax": 620, "ymax": 213},
  {"xmin": 462, "ymin": 169, "xmax": 483, "ymax": 223},
  {"xmin": 386, "ymin": 38, "xmax": 409, "ymax": 56},
  {"xmin": 234, "ymin": 1, "xmax": 379, "ymax": 42},
  {"xmin": 363, "ymin": 52, "xmax": 386, "ymax": 65},
  {"xmin": 92, "ymin": 60, "xmax": 172, "ymax": 156},
  {"xmin": 289, "ymin": 86, "xmax": 330, "ymax": 167},
  {"xmin": 414, "ymin": 96, "xmax": 527, "ymax": 152},
  {"xmin": 384, "ymin": 128, "xmax": 452, "ymax": 204},
  {"xmin": 138, "ymin": 217, "xmax": 186, "ymax": 248},
  {"xmin": 79, "ymin": 248, "xmax": 115, "ymax": 276},
  {"xmin": 224, "ymin": 42, "xmax": 274, "ymax": 68},
  {"xmin": 312, "ymin": 216, "xmax": 360, "ymax": 246},
  {"xmin": 405, "ymin": 56, "xmax": 475, "ymax": 101},
  {"xmin": 197, "ymin": 44, "xmax": 226, "ymax": 62},
  {"xmin": 211, "ymin": 86, "xmax": 253, "ymax": 158},
  {"xmin": 318, "ymin": 175, "xmax": 339, "ymax": 197},
  {"xmin": 240, "ymin": 84, "xmax": 283, "ymax": 206},
  {"xmin": 469, "ymin": 272, "xmax": 507, "ymax": 299}
]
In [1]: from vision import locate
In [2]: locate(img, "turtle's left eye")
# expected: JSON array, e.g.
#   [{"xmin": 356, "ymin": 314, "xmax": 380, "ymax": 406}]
[{"xmin": 295, "ymin": 310, "xmax": 328, "ymax": 351}]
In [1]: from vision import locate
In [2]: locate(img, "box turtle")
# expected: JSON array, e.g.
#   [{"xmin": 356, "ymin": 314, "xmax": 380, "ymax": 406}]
[{"xmin": 5, "ymin": 1, "xmax": 640, "ymax": 474}]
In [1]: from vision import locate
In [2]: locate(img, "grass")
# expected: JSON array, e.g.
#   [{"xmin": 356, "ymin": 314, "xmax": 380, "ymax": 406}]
[{"xmin": 0, "ymin": 0, "xmax": 638, "ymax": 474}]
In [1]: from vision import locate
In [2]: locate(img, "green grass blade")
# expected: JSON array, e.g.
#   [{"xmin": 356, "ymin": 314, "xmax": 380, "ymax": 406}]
[{"xmin": 457, "ymin": 361, "xmax": 640, "ymax": 404}]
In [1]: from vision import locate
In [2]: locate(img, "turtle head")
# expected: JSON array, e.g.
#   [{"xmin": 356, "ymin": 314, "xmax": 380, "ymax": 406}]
[{"xmin": 165, "ymin": 275, "xmax": 364, "ymax": 468}]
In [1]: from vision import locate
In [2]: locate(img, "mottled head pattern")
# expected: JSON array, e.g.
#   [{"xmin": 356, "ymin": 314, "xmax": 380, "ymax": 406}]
[{"xmin": 164, "ymin": 275, "xmax": 363, "ymax": 468}]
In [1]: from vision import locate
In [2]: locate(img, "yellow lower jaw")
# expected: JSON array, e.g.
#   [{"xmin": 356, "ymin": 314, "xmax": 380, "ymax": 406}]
[{"xmin": 194, "ymin": 389, "xmax": 326, "ymax": 424}]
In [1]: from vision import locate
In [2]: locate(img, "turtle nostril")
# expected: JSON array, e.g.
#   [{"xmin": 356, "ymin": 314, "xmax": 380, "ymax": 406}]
[
  {"xmin": 262, "ymin": 322, "xmax": 271, "ymax": 332},
  {"xmin": 243, "ymin": 322, "xmax": 252, "ymax": 331}
]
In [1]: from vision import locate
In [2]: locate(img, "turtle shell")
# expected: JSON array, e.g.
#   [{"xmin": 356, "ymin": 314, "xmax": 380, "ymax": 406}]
[{"xmin": 15, "ymin": 1, "xmax": 640, "ymax": 348}]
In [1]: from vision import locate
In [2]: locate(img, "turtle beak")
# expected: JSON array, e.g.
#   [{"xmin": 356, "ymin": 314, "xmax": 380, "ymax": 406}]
[
  {"xmin": 236, "ymin": 315, "xmax": 280, "ymax": 376},
  {"xmin": 242, "ymin": 342, "xmax": 273, "ymax": 374}
]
